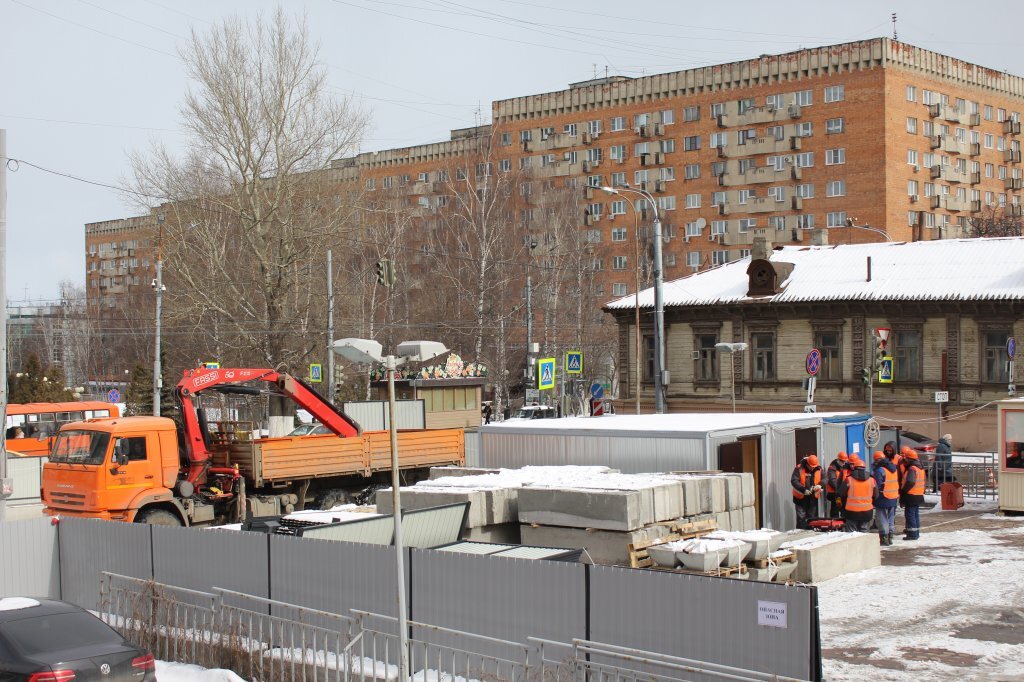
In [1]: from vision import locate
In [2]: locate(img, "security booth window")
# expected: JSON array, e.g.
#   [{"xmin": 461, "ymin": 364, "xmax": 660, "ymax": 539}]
[
  {"xmin": 984, "ymin": 331, "xmax": 1010, "ymax": 383},
  {"xmin": 1004, "ymin": 410, "xmax": 1024, "ymax": 470}
]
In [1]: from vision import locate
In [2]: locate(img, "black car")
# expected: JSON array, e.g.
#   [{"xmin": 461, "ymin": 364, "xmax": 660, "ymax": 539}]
[{"xmin": 0, "ymin": 597, "xmax": 157, "ymax": 681}]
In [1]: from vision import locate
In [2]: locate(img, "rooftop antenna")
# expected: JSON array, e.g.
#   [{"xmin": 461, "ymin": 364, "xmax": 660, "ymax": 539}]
[{"xmin": 892, "ymin": 13, "xmax": 898, "ymax": 40}]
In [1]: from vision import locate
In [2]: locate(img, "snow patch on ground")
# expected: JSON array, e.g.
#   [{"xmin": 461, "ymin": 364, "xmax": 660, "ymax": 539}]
[
  {"xmin": 155, "ymin": 661, "xmax": 246, "ymax": 681},
  {"xmin": 284, "ymin": 504, "xmax": 380, "ymax": 525},
  {"xmin": 0, "ymin": 597, "xmax": 39, "ymax": 611}
]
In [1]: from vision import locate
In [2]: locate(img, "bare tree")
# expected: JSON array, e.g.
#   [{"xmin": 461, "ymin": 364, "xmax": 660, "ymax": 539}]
[
  {"xmin": 128, "ymin": 9, "xmax": 368, "ymax": 370},
  {"xmin": 966, "ymin": 206, "xmax": 1024, "ymax": 238}
]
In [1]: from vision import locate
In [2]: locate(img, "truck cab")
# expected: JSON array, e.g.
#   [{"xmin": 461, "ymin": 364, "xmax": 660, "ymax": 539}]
[{"xmin": 42, "ymin": 417, "xmax": 182, "ymax": 523}]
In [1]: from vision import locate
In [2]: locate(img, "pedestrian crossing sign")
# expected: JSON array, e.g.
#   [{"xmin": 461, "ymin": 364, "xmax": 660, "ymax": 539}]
[
  {"xmin": 538, "ymin": 357, "xmax": 556, "ymax": 390},
  {"xmin": 878, "ymin": 357, "xmax": 894, "ymax": 384},
  {"xmin": 566, "ymin": 350, "xmax": 583, "ymax": 375},
  {"xmin": 309, "ymin": 363, "xmax": 323, "ymax": 383}
]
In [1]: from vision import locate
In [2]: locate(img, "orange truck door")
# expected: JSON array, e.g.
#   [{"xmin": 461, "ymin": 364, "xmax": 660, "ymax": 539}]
[{"xmin": 105, "ymin": 434, "xmax": 160, "ymax": 512}]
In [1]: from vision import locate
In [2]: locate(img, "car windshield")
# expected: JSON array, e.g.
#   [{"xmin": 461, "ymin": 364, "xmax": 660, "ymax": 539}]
[
  {"xmin": 48, "ymin": 430, "xmax": 111, "ymax": 465},
  {"xmin": 0, "ymin": 610, "xmax": 123, "ymax": 656}
]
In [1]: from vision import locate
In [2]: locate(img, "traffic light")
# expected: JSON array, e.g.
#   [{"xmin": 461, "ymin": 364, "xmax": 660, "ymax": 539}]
[
  {"xmin": 862, "ymin": 368, "xmax": 870, "ymax": 386},
  {"xmin": 375, "ymin": 259, "xmax": 396, "ymax": 287},
  {"xmin": 874, "ymin": 338, "xmax": 887, "ymax": 370}
]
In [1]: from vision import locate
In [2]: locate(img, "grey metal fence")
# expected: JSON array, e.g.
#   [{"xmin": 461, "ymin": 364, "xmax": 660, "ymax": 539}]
[
  {"xmin": 5, "ymin": 455, "xmax": 44, "ymax": 503},
  {"xmin": 0, "ymin": 516, "xmax": 59, "ymax": 598},
  {"xmin": 947, "ymin": 452, "xmax": 998, "ymax": 499}
]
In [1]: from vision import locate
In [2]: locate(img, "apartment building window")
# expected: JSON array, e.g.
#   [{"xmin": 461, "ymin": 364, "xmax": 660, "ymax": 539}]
[
  {"xmin": 768, "ymin": 215, "xmax": 786, "ymax": 230},
  {"xmin": 824, "ymin": 85, "xmax": 845, "ymax": 103},
  {"xmin": 588, "ymin": 119, "xmax": 602, "ymax": 135},
  {"xmin": 712, "ymin": 192, "xmax": 727, "ymax": 207},
  {"xmin": 610, "ymin": 171, "xmax": 626, "ymax": 186},
  {"xmin": 826, "ymin": 118, "xmax": 844, "ymax": 134},
  {"xmin": 586, "ymin": 175, "xmax": 603, "ymax": 188},
  {"xmin": 660, "ymin": 139, "xmax": 675, "ymax": 153},
  {"xmin": 893, "ymin": 329, "xmax": 922, "ymax": 382},
  {"xmin": 906, "ymin": 85, "xmax": 917, "ymax": 102},
  {"xmin": 907, "ymin": 149, "xmax": 918, "ymax": 166},
  {"xmin": 684, "ymin": 105, "xmax": 700, "ymax": 122},
  {"xmin": 687, "ymin": 251, "xmax": 702, "ymax": 267},
  {"xmin": 611, "ymin": 200, "xmax": 626, "ymax": 215},
  {"xmin": 751, "ymin": 332, "xmax": 776, "ymax": 381},
  {"xmin": 796, "ymin": 183, "xmax": 814, "ymax": 199},
  {"xmin": 985, "ymin": 163, "xmax": 994, "ymax": 178},
  {"xmin": 685, "ymin": 193, "xmax": 701, "ymax": 209},
  {"xmin": 711, "ymin": 220, "xmax": 727, "ymax": 235},
  {"xmin": 635, "ymin": 142, "xmax": 650, "ymax": 156},
  {"xmin": 826, "ymin": 180, "xmax": 846, "ymax": 197},
  {"xmin": 586, "ymin": 229, "xmax": 602, "ymax": 244},
  {"xmin": 766, "ymin": 125, "xmax": 784, "ymax": 141},
  {"xmin": 907, "ymin": 211, "xmax": 919, "ymax": 226},
  {"xmin": 908, "ymin": 179, "xmax": 919, "ymax": 196},
  {"xmin": 611, "ymin": 283, "xmax": 628, "ymax": 297},
  {"xmin": 365, "ymin": 178, "xmax": 376, "ymax": 191},
  {"xmin": 999, "ymin": 108, "xmax": 1008, "ymax": 122},
  {"xmin": 737, "ymin": 128, "xmax": 756, "ymax": 144},
  {"xmin": 684, "ymin": 164, "xmax": 700, "ymax": 180},
  {"xmin": 922, "ymin": 90, "xmax": 935, "ymax": 106},
  {"xmin": 794, "ymin": 90, "xmax": 812, "ymax": 107},
  {"xmin": 710, "ymin": 132, "xmax": 728, "ymax": 148},
  {"xmin": 564, "ymin": 123, "xmax": 578, "ymax": 136},
  {"xmin": 766, "ymin": 94, "xmax": 784, "ymax": 110},
  {"xmin": 999, "ymin": 165, "xmax": 1008, "ymax": 180},
  {"xmin": 798, "ymin": 214, "xmax": 815, "ymax": 229},
  {"xmin": 737, "ymin": 97, "xmax": 755, "ymax": 114},
  {"xmin": 520, "ymin": 129, "xmax": 532, "ymax": 142},
  {"xmin": 998, "ymin": 136, "xmax": 1007, "ymax": 152},
  {"xmin": 711, "ymin": 250, "xmax": 729, "ymax": 266},
  {"xmin": 984, "ymin": 133, "xmax": 995, "ymax": 149},
  {"xmin": 612, "ymin": 256, "xmax": 628, "ymax": 270},
  {"xmin": 685, "ymin": 221, "xmax": 703, "ymax": 239},
  {"xmin": 611, "ymin": 227, "xmax": 627, "ymax": 242},
  {"xmin": 827, "ymin": 211, "xmax": 847, "ymax": 227},
  {"xmin": 825, "ymin": 148, "xmax": 846, "ymax": 166},
  {"xmin": 684, "ymin": 136, "xmax": 701, "ymax": 151},
  {"xmin": 383, "ymin": 176, "xmax": 395, "ymax": 189},
  {"xmin": 659, "ymin": 196, "xmax": 677, "ymax": 211},
  {"xmin": 795, "ymin": 152, "xmax": 814, "ymax": 168},
  {"xmin": 984, "ymin": 330, "xmax": 1011, "ymax": 383},
  {"xmin": 540, "ymin": 127, "xmax": 554, "ymax": 140},
  {"xmin": 922, "ymin": 120, "xmax": 935, "ymax": 137},
  {"xmin": 634, "ymin": 113, "xmax": 650, "ymax": 128},
  {"xmin": 540, "ymin": 154, "xmax": 556, "ymax": 167},
  {"xmin": 905, "ymin": 117, "xmax": 917, "ymax": 135},
  {"xmin": 738, "ymin": 218, "xmax": 757, "ymax": 232},
  {"xmin": 695, "ymin": 334, "xmax": 719, "ymax": 382},
  {"xmin": 814, "ymin": 329, "xmax": 842, "ymax": 381},
  {"xmin": 796, "ymin": 122, "xmax": 813, "ymax": 137},
  {"xmin": 611, "ymin": 116, "xmax": 626, "ymax": 131},
  {"xmin": 610, "ymin": 144, "xmax": 626, "ymax": 161},
  {"xmin": 520, "ymin": 182, "xmax": 533, "ymax": 196},
  {"xmin": 738, "ymin": 189, "xmax": 755, "ymax": 204},
  {"xmin": 499, "ymin": 132, "xmax": 512, "ymax": 146},
  {"xmin": 711, "ymin": 162, "xmax": 726, "ymax": 176},
  {"xmin": 587, "ymin": 203, "xmax": 603, "ymax": 219},
  {"xmin": 634, "ymin": 169, "xmax": 649, "ymax": 185},
  {"xmin": 767, "ymin": 186, "xmax": 786, "ymax": 202},
  {"xmin": 710, "ymin": 102, "xmax": 725, "ymax": 118},
  {"xmin": 660, "ymin": 109, "xmax": 674, "ymax": 125},
  {"xmin": 586, "ymin": 148, "xmax": 603, "ymax": 164},
  {"xmin": 498, "ymin": 159, "xmax": 511, "ymax": 172}
]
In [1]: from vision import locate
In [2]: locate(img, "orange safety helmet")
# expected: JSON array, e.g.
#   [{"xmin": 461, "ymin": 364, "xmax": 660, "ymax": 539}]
[
  {"xmin": 805, "ymin": 455, "xmax": 819, "ymax": 467},
  {"xmin": 873, "ymin": 451, "xmax": 885, "ymax": 461},
  {"xmin": 901, "ymin": 446, "xmax": 916, "ymax": 457},
  {"xmin": 837, "ymin": 452, "xmax": 848, "ymax": 462},
  {"xmin": 849, "ymin": 455, "xmax": 864, "ymax": 467},
  {"xmin": 904, "ymin": 449, "xmax": 919, "ymax": 459}
]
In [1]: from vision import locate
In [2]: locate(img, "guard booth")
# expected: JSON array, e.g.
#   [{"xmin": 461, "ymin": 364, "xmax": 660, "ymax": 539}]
[{"xmin": 997, "ymin": 398, "xmax": 1024, "ymax": 512}]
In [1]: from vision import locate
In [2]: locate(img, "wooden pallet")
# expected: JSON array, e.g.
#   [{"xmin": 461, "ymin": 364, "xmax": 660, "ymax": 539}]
[
  {"xmin": 627, "ymin": 519, "xmax": 718, "ymax": 569},
  {"xmin": 745, "ymin": 551, "xmax": 796, "ymax": 569},
  {"xmin": 650, "ymin": 563, "xmax": 748, "ymax": 578}
]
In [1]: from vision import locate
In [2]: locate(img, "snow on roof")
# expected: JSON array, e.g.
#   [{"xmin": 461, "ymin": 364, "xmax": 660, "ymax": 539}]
[
  {"xmin": 605, "ymin": 238, "xmax": 1024, "ymax": 310},
  {"xmin": 483, "ymin": 411, "xmax": 854, "ymax": 435}
]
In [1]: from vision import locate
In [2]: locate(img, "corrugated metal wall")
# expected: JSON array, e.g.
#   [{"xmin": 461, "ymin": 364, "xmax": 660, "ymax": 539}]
[
  {"xmin": 0, "ymin": 517, "xmax": 59, "ymax": 598},
  {"xmin": 59, "ymin": 518, "xmax": 152, "ymax": 610},
  {"xmin": 589, "ymin": 565, "xmax": 816, "ymax": 681},
  {"xmin": 409, "ymin": 550, "xmax": 587, "ymax": 662},
  {"xmin": 822, "ymin": 423, "xmax": 847, "ymax": 462},
  {"xmin": 341, "ymin": 400, "xmax": 425, "ymax": 431},
  {"xmin": 6, "ymin": 456, "xmax": 44, "ymax": 503},
  {"xmin": 464, "ymin": 430, "xmax": 480, "ymax": 467},
  {"xmin": 480, "ymin": 432, "xmax": 706, "ymax": 473},
  {"xmin": 152, "ymin": 526, "xmax": 270, "ymax": 600},
  {"xmin": 765, "ymin": 425, "xmax": 803, "ymax": 531}
]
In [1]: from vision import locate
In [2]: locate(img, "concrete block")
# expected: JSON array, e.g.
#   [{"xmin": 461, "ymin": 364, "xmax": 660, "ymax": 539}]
[
  {"xmin": 715, "ymin": 511, "xmax": 732, "ymax": 531},
  {"xmin": 463, "ymin": 523, "xmax": 521, "ymax": 545},
  {"xmin": 429, "ymin": 466, "xmax": 500, "ymax": 480},
  {"xmin": 790, "ymin": 533, "xmax": 881, "ymax": 583},
  {"xmin": 486, "ymin": 487, "xmax": 519, "ymax": 525},
  {"xmin": 649, "ymin": 481, "xmax": 684, "ymax": 522},
  {"xmin": 376, "ymin": 488, "xmax": 490, "ymax": 527},
  {"xmin": 707, "ymin": 477, "xmax": 726, "ymax": 513},
  {"xmin": 722, "ymin": 475, "xmax": 743, "ymax": 510},
  {"xmin": 741, "ymin": 506, "xmax": 757, "ymax": 532},
  {"xmin": 517, "ymin": 486, "xmax": 653, "ymax": 531},
  {"xmin": 748, "ymin": 566, "xmax": 775, "ymax": 582},
  {"xmin": 520, "ymin": 524, "xmax": 672, "ymax": 565},
  {"xmin": 678, "ymin": 478, "xmax": 701, "ymax": 516},
  {"xmin": 739, "ymin": 473, "xmax": 756, "ymax": 508},
  {"xmin": 728, "ymin": 509, "xmax": 743, "ymax": 533}
]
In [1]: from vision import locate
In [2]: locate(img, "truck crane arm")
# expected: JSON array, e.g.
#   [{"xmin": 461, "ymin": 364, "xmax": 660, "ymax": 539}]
[{"xmin": 175, "ymin": 367, "xmax": 362, "ymax": 484}]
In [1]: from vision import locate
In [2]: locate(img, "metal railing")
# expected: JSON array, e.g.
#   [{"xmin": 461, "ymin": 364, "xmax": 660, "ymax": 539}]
[{"xmin": 941, "ymin": 452, "xmax": 999, "ymax": 499}]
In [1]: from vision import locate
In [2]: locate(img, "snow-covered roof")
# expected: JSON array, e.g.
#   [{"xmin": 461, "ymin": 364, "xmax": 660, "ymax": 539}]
[
  {"xmin": 483, "ymin": 412, "xmax": 855, "ymax": 436},
  {"xmin": 605, "ymin": 237, "xmax": 1024, "ymax": 310}
]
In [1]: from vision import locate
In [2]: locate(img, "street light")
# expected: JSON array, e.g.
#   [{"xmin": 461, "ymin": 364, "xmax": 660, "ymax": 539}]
[
  {"xmin": 715, "ymin": 342, "xmax": 749, "ymax": 413},
  {"xmin": 330, "ymin": 337, "xmax": 449, "ymax": 682},
  {"xmin": 600, "ymin": 184, "xmax": 666, "ymax": 413}
]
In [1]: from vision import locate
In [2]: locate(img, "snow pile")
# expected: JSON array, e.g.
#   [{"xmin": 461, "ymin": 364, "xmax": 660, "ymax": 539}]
[
  {"xmin": 662, "ymin": 537, "xmax": 746, "ymax": 553},
  {"xmin": 415, "ymin": 466, "xmax": 615, "ymax": 490},
  {"xmin": 155, "ymin": 661, "xmax": 246, "ymax": 681},
  {"xmin": 705, "ymin": 529, "xmax": 779, "ymax": 543},
  {"xmin": 0, "ymin": 597, "xmax": 39, "ymax": 611},
  {"xmin": 781, "ymin": 531, "xmax": 860, "ymax": 550},
  {"xmin": 284, "ymin": 503, "xmax": 379, "ymax": 525}
]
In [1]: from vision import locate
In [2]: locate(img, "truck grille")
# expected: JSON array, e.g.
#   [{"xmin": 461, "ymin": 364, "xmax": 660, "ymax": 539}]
[{"xmin": 49, "ymin": 492, "xmax": 86, "ymax": 506}]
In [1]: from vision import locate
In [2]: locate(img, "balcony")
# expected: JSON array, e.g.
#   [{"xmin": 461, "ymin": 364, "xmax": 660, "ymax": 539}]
[
  {"xmin": 535, "ymin": 160, "xmax": 583, "ymax": 178},
  {"xmin": 930, "ymin": 135, "xmax": 968, "ymax": 155},
  {"xmin": 931, "ymin": 195, "xmax": 971, "ymax": 211},
  {"xmin": 723, "ymin": 195, "xmax": 802, "ymax": 215},
  {"xmin": 723, "ymin": 229, "xmax": 757, "ymax": 246},
  {"xmin": 972, "ymin": 200, "xmax": 983, "ymax": 212},
  {"xmin": 1005, "ymin": 177, "xmax": 1024, "ymax": 191},
  {"xmin": 717, "ymin": 104, "xmax": 801, "ymax": 128},
  {"xmin": 1005, "ymin": 120, "xmax": 1022, "ymax": 135},
  {"xmin": 928, "ymin": 103, "xmax": 963, "ymax": 123},
  {"xmin": 930, "ymin": 165, "xmax": 968, "ymax": 183},
  {"xmin": 1005, "ymin": 149, "xmax": 1022, "ymax": 163},
  {"xmin": 969, "ymin": 113, "xmax": 982, "ymax": 127},
  {"xmin": 718, "ymin": 165, "xmax": 801, "ymax": 187},
  {"xmin": 970, "ymin": 143, "xmax": 981, "ymax": 157},
  {"xmin": 970, "ymin": 172, "xmax": 982, "ymax": 185},
  {"xmin": 411, "ymin": 181, "xmax": 433, "ymax": 195},
  {"xmin": 717, "ymin": 136, "xmax": 800, "ymax": 158}
]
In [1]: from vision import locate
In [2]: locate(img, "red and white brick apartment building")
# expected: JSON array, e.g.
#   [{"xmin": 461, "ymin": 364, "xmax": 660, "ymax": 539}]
[{"xmin": 86, "ymin": 37, "xmax": 1024, "ymax": 324}]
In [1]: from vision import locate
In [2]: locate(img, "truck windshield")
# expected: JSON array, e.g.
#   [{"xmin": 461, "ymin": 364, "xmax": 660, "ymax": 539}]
[{"xmin": 49, "ymin": 430, "xmax": 112, "ymax": 465}]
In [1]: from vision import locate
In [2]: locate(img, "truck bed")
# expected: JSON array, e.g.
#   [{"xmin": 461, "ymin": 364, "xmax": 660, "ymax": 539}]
[{"xmin": 212, "ymin": 428, "xmax": 465, "ymax": 488}]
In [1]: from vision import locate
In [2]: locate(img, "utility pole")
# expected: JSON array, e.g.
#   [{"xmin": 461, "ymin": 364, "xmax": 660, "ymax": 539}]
[
  {"xmin": 152, "ymin": 214, "xmax": 166, "ymax": 416},
  {"xmin": 326, "ymin": 250, "xmax": 335, "ymax": 404},
  {"xmin": 652, "ymin": 209, "xmax": 666, "ymax": 414},
  {"xmin": 526, "ymin": 274, "xmax": 533, "ymax": 383},
  {"xmin": 0, "ymin": 130, "xmax": 9, "ymax": 521}
]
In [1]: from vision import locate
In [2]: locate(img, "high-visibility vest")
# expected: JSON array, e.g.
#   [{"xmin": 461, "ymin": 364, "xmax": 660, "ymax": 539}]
[
  {"xmin": 880, "ymin": 467, "xmax": 899, "ymax": 500},
  {"xmin": 793, "ymin": 467, "xmax": 822, "ymax": 500},
  {"xmin": 845, "ymin": 477, "xmax": 875, "ymax": 513},
  {"xmin": 907, "ymin": 463, "xmax": 926, "ymax": 496},
  {"xmin": 826, "ymin": 462, "xmax": 849, "ymax": 494}
]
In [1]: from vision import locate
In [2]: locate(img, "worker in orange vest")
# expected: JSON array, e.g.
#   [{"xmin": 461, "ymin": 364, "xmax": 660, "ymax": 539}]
[
  {"xmin": 825, "ymin": 452, "xmax": 850, "ymax": 518},
  {"xmin": 872, "ymin": 451, "xmax": 900, "ymax": 545},
  {"xmin": 838, "ymin": 455, "xmax": 876, "ymax": 533},
  {"xmin": 899, "ymin": 450, "xmax": 927, "ymax": 540},
  {"xmin": 791, "ymin": 454, "xmax": 823, "ymax": 530}
]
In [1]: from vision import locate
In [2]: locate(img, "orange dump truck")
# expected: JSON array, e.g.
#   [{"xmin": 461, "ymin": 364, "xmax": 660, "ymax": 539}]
[{"xmin": 41, "ymin": 367, "xmax": 464, "ymax": 526}]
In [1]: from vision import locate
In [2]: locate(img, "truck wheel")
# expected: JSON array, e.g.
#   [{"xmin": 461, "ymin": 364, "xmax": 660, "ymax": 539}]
[{"xmin": 135, "ymin": 509, "xmax": 183, "ymax": 526}]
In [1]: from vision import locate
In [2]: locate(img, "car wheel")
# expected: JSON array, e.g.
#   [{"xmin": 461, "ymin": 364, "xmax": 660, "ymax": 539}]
[{"xmin": 135, "ymin": 508, "xmax": 183, "ymax": 526}]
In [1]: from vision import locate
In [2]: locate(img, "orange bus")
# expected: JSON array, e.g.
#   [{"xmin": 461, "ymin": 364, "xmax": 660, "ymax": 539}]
[{"xmin": 4, "ymin": 401, "xmax": 121, "ymax": 457}]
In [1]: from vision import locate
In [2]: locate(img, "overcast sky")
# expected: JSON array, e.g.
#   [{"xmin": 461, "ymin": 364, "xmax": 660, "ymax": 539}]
[{"xmin": 3, "ymin": 0, "xmax": 1023, "ymax": 303}]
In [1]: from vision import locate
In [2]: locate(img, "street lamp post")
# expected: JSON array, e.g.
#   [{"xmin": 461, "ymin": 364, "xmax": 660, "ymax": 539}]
[
  {"xmin": 152, "ymin": 213, "xmax": 166, "ymax": 416},
  {"xmin": 330, "ymin": 338, "xmax": 449, "ymax": 682},
  {"xmin": 715, "ymin": 342, "xmax": 749, "ymax": 413},
  {"xmin": 601, "ymin": 185, "xmax": 666, "ymax": 413}
]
